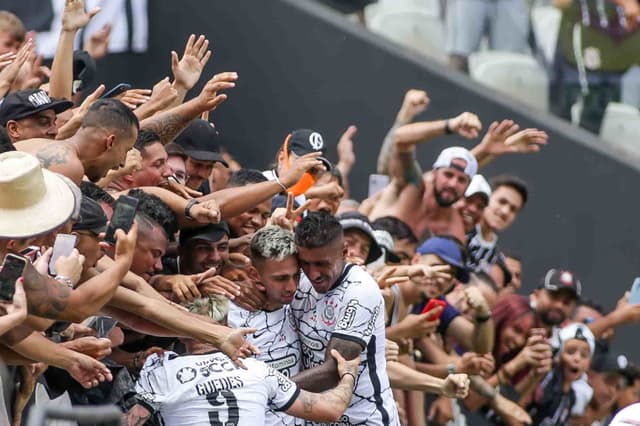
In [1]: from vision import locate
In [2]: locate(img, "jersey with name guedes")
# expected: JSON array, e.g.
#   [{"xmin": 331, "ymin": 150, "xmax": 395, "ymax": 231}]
[
  {"xmin": 290, "ymin": 264, "xmax": 400, "ymax": 426},
  {"xmin": 136, "ymin": 352, "xmax": 299, "ymax": 426},
  {"xmin": 228, "ymin": 303, "xmax": 302, "ymax": 425}
]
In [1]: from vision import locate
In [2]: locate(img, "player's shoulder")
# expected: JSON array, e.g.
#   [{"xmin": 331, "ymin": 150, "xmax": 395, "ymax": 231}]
[{"xmin": 342, "ymin": 264, "xmax": 380, "ymax": 293}]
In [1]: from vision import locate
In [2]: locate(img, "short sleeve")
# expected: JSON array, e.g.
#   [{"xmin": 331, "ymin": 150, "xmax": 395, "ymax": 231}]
[
  {"xmin": 436, "ymin": 298, "xmax": 460, "ymax": 335},
  {"xmin": 332, "ymin": 269, "xmax": 383, "ymax": 348},
  {"xmin": 264, "ymin": 364, "xmax": 300, "ymax": 412},
  {"xmin": 135, "ymin": 353, "xmax": 172, "ymax": 406}
]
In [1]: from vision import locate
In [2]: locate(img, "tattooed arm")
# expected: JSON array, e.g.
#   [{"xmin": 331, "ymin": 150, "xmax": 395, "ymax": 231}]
[
  {"xmin": 123, "ymin": 405, "xmax": 152, "ymax": 426},
  {"xmin": 140, "ymin": 72, "xmax": 237, "ymax": 145},
  {"xmin": 287, "ymin": 349, "xmax": 359, "ymax": 423}
]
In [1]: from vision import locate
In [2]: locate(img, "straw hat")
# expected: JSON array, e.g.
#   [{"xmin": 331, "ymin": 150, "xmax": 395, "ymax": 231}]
[{"xmin": 0, "ymin": 151, "xmax": 76, "ymax": 238}]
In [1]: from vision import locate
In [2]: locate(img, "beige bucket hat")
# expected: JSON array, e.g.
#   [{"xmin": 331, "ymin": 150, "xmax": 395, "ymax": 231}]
[{"xmin": 0, "ymin": 151, "xmax": 76, "ymax": 239}]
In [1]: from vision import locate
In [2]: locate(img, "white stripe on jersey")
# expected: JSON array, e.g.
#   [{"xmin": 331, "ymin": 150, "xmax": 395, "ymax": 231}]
[
  {"xmin": 228, "ymin": 304, "xmax": 303, "ymax": 426},
  {"xmin": 135, "ymin": 352, "xmax": 299, "ymax": 426},
  {"xmin": 290, "ymin": 264, "xmax": 400, "ymax": 426}
]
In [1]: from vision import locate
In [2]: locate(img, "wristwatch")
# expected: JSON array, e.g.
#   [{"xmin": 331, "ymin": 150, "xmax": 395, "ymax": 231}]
[
  {"xmin": 447, "ymin": 363, "xmax": 457, "ymax": 375},
  {"xmin": 185, "ymin": 198, "xmax": 200, "ymax": 220}
]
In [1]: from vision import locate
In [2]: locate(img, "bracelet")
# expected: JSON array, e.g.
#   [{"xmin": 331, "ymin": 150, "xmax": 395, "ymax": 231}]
[
  {"xmin": 273, "ymin": 175, "xmax": 288, "ymax": 193},
  {"xmin": 184, "ymin": 198, "xmax": 200, "ymax": 220},
  {"xmin": 444, "ymin": 119, "xmax": 453, "ymax": 135},
  {"xmin": 340, "ymin": 371, "xmax": 357, "ymax": 383},
  {"xmin": 54, "ymin": 275, "xmax": 74, "ymax": 288},
  {"xmin": 447, "ymin": 363, "xmax": 457, "ymax": 375}
]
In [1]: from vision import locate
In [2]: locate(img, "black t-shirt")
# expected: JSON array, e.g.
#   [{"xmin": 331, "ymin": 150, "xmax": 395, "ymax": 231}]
[{"xmin": 527, "ymin": 369, "xmax": 576, "ymax": 426}]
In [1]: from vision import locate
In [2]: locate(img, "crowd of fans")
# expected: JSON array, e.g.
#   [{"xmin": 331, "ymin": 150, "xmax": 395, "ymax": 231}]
[{"xmin": 0, "ymin": 1, "xmax": 639, "ymax": 425}]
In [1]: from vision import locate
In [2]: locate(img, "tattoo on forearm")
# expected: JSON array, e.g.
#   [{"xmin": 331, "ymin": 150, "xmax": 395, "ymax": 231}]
[
  {"xmin": 36, "ymin": 145, "xmax": 71, "ymax": 169},
  {"xmin": 141, "ymin": 112, "xmax": 190, "ymax": 145},
  {"xmin": 397, "ymin": 151, "xmax": 422, "ymax": 188},
  {"xmin": 327, "ymin": 378, "xmax": 355, "ymax": 407},
  {"xmin": 124, "ymin": 405, "xmax": 151, "ymax": 426},
  {"xmin": 23, "ymin": 270, "xmax": 71, "ymax": 319}
]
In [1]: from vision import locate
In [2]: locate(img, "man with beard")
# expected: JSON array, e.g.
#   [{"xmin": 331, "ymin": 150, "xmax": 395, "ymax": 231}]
[
  {"xmin": 225, "ymin": 169, "xmax": 271, "ymax": 245},
  {"xmin": 368, "ymin": 110, "xmax": 481, "ymax": 241},
  {"xmin": 15, "ymin": 98, "xmax": 139, "ymax": 185}
]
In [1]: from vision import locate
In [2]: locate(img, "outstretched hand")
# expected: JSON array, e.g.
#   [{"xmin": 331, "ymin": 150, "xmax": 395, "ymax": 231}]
[
  {"xmin": 172, "ymin": 34, "xmax": 212, "ymax": 90},
  {"xmin": 62, "ymin": 0, "xmax": 100, "ymax": 33},
  {"xmin": 218, "ymin": 327, "xmax": 260, "ymax": 369}
]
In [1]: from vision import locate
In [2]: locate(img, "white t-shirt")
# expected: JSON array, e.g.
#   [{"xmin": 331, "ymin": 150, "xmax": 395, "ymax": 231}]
[
  {"xmin": 135, "ymin": 351, "xmax": 299, "ymax": 426},
  {"xmin": 228, "ymin": 304, "xmax": 302, "ymax": 426},
  {"xmin": 290, "ymin": 264, "xmax": 400, "ymax": 426},
  {"xmin": 609, "ymin": 403, "xmax": 640, "ymax": 425}
]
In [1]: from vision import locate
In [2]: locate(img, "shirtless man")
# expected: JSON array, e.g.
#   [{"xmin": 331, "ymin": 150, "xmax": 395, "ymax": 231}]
[
  {"xmin": 369, "ymin": 116, "xmax": 548, "ymax": 242},
  {"xmin": 15, "ymin": 98, "xmax": 139, "ymax": 185}
]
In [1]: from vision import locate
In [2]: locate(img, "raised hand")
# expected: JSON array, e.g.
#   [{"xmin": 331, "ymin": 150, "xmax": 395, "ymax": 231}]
[
  {"xmin": 86, "ymin": 23, "xmax": 112, "ymax": 60},
  {"xmin": 385, "ymin": 339, "xmax": 399, "ymax": 363},
  {"xmin": 279, "ymin": 152, "xmax": 323, "ymax": 188},
  {"xmin": 455, "ymin": 352, "xmax": 495, "ymax": 377},
  {"xmin": 62, "ymin": 0, "xmax": 101, "ymax": 33},
  {"xmin": 504, "ymin": 128, "xmax": 549, "ymax": 153},
  {"xmin": 397, "ymin": 310, "xmax": 441, "ymax": 338},
  {"xmin": 162, "ymin": 178, "xmax": 203, "ymax": 199},
  {"xmin": 449, "ymin": 112, "xmax": 482, "ymax": 139},
  {"xmin": 337, "ymin": 125, "xmax": 357, "ymax": 171},
  {"xmin": 67, "ymin": 351, "xmax": 113, "ymax": 389},
  {"xmin": 408, "ymin": 264, "xmax": 453, "ymax": 283},
  {"xmin": 172, "ymin": 34, "xmax": 212, "ymax": 90},
  {"xmin": 441, "ymin": 373, "xmax": 470, "ymax": 398},
  {"xmin": 55, "ymin": 249, "xmax": 85, "ymax": 285},
  {"xmin": 0, "ymin": 41, "xmax": 31, "ymax": 90},
  {"xmin": 120, "ymin": 148, "xmax": 143, "ymax": 175},
  {"xmin": 464, "ymin": 286, "xmax": 491, "ymax": 317},
  {"xmin": 113, "ymin": 223, "xmax": 138, "ymax": 264},
  {"xmin": 115, "ymin": 88, "xmax": 152, "ymax": 110},
  {"xmin": 198, "ymin": 274, "xmax": 242, "ymax": 300},
  {"xmin": 269, "ymin": 192, "xmax": 310, "ymax": 231},
  {"xmin": 196, "ymin": 72, "xmax": 237, "ymax": 113},
  {"xmin": 218, "ymin": 327, "xmax": 260, "ymax": 369},
  {"xmin": 0, "ymin": 278, "xmax": 27, "ymax": 321},
  {"xmin": 374, "ymin": 267, "xmax": 410, "ymax": 289},
  {"xmin": 62, "ymin": 336, "xmax": 112, "ymax": 360},
  {"xmin": 398, "ymin": 89, "xmax": 430, "ymax": 122}
]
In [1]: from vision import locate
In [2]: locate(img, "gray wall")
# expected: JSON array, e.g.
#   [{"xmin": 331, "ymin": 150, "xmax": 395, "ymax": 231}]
[{"xmin": 92, "ymin": 0, "xmax": 640, "ymax": 358}]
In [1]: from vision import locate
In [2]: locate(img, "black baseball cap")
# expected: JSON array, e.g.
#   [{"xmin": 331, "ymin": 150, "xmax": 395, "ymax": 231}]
[
  {"xmin": 72, "ymin": 196, "xmax": 107, "ymax": 235},
  {"xmin": 286, "ymin": 129, "xmax": 332, "ymax": 170},
  {"xmin": 592, "ymin": 349, "xmax": 628, "ymax": 376},
  {"xmin": 179, "ymin": 222, "xmax": 230, "ymax": 246},
  {"xmin": 337, "ymin": 211, "xmax": 383, "ymax": 264},
  {"xmin": 165, "ymin": 142, "xmax": 188, "ymax": 160},
  {"xmin": 174, "ymin": 119, "xmax": 229, "ymax": 166},
  {"xmin": 0, "ymin": 89, "xmax": 73, "ymax": 126},
  {"xmin": 540, "ymin": 268, "xmax": 582, "ymax": 298},
  {"xmin": 72, "ymin": 50, "xmax": 96, "ymax": 94}
]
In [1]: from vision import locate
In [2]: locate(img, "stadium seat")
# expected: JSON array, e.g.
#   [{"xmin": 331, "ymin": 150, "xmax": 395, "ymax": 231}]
[
  {"xmin": 600, "ymin": 102, "xmax": 640, "ymax": 149},
  {"xmin": 468, "ymin": 51, "xmax": 550, "ymax": 110},
  {"xmin": 367, "ymin": 6, "xmax": 447, "ymax": 63},
  {"xmin": 531, "ymin": 5, "xmax": 562, "ymax": 66}
]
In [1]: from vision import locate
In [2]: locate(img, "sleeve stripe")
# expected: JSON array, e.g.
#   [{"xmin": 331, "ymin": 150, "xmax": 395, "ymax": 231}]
[
  {"xmin": 331, "ymin": 332, "xmax": 366, "ymax": 350},
  {"xmin": 274, "ymin": 385, "xmax": 300, "ymax": 412}
]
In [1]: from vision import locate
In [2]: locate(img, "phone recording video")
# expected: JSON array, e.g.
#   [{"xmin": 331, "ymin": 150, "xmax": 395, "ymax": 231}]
[
  {"xmin": 104, "ymin": 195, "xmax": 139, "ymax": 245},
  {"xmin": 0, "ymin": 254, "xmax": 26, "ymax": 301}
]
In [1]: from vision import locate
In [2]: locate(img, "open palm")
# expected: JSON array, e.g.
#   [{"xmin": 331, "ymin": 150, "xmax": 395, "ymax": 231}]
[{"xmin": 62, "ymin": 0, "xmax": 100, "ymax": 32}]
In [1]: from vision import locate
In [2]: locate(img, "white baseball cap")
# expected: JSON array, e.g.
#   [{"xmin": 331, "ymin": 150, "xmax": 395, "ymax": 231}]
[
  {"xmin": 464, "ymin": 174, "xmax": 491, "ymax": 201},
  {"xmin": 558, "ymin": 322, "xmax": 596, "ymax": 356},
  {"xmin": 432, "ymin": 147, "xmax": 478, "ymax": 178}
]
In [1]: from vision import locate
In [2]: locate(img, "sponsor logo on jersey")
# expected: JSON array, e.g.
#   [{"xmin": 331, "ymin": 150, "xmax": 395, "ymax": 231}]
[
  {"xmin": 364, "ymin": 305, "xmax": 380, "ymax": 337},
  {"xmin": 268, "ymin": 367, "xmax": 293, "ymax": 392},
  {"xmin": 299, "ymin": 333, "xmax": 324, "ymax": 351},
  {"xmin": 176, "ymin": 366, "xmax": 197, "ymax": 384},
  {"xmin": 337, "ymin": 299, "xmax": 359, "ymax": 329},
  {"xmin": 266, "ymin": 354, "xmax": 298, "ymax": 375}
]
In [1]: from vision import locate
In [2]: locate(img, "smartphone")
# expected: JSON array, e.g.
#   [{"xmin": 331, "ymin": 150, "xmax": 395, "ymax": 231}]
[
  {"xmin": 104, "ymin": 195, "xmax": 139, "ymax": 245},
  {"xmin": 0, "ymin": 254, "xmax": 26, "ymax": 301},
  {"xmin": 48, "ymin": 234, "xmax": 78, "ymax": 276},
  {"xmin": 629, "ymin": 278, "xmax": 640, "ymax": 305},
  {"xmin": 421, "ymin": 298, "xmax": 447, "ymax": 320},
  {"xmin": 100, "ymin": 83, "xmax": 132, "ymax": 99},
  {"xmin": 368, "ymin": 174, "xmax": 390, "ymax": 198},
  {"xmin": 88, "ymin": 316, "xmax": 118, "ymax": 339}
]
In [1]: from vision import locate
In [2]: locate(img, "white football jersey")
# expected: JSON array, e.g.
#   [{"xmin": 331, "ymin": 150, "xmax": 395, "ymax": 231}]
[
  {"xmin": 228, "ymin": 303, "xmax": 302, "ymax": 426},
  {"xmin": 135, "ymin": 351, "xmax": 299, "ymax": 426},
  {"xmin": 290, "ymin": 264, "xmax": 400, "ymax": 426}
]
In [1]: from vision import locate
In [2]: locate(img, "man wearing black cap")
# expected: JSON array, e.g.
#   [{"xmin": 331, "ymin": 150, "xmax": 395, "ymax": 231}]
[
  {"xmin": 0, "ymin": 89, "xmax": 73, "ymax": 142},
  {"xmin": 72, "ymin": 196, "xmax": 108, "ymax": 269},
  {"xmin": 174, "ymin": 119, "xmax": 229, "ymax": 193},
  {"xmin": 263, "ymin": 128, "xmax": 333, "ymax": 208},
  {"xmin": 531, "ymin": 268, "xmax": 582, "ymax": 331}
]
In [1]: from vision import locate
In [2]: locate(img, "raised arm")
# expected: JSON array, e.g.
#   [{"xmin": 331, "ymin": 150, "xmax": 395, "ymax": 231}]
[
  {"xmin": 140, "ymin": 72, "xmax": 237, "ymax": 145},
  {"xmin": 377, "ymin": 89, "xmax": 430, "ymax": 174},
  {"xmin": 0, "ymin": 278, "xmax": 28, "ymax": 335},
  {"xmin": 170, "ymin": 34, "xmax": 212, "ymax": 106},
  {"xmin": 387, "ymin": 361, "xmax": 469, "ymax": 396},
  {"xmin": 49, "ymin": 0, "xmax": 100, "ymax": 100},
  {"xmin": 471, "ymin": 119, "xmax": 548, "ymax": 168},
  {"xmin": 444, "ymin": 287, "xmax": 494, "ymax": 353}
]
